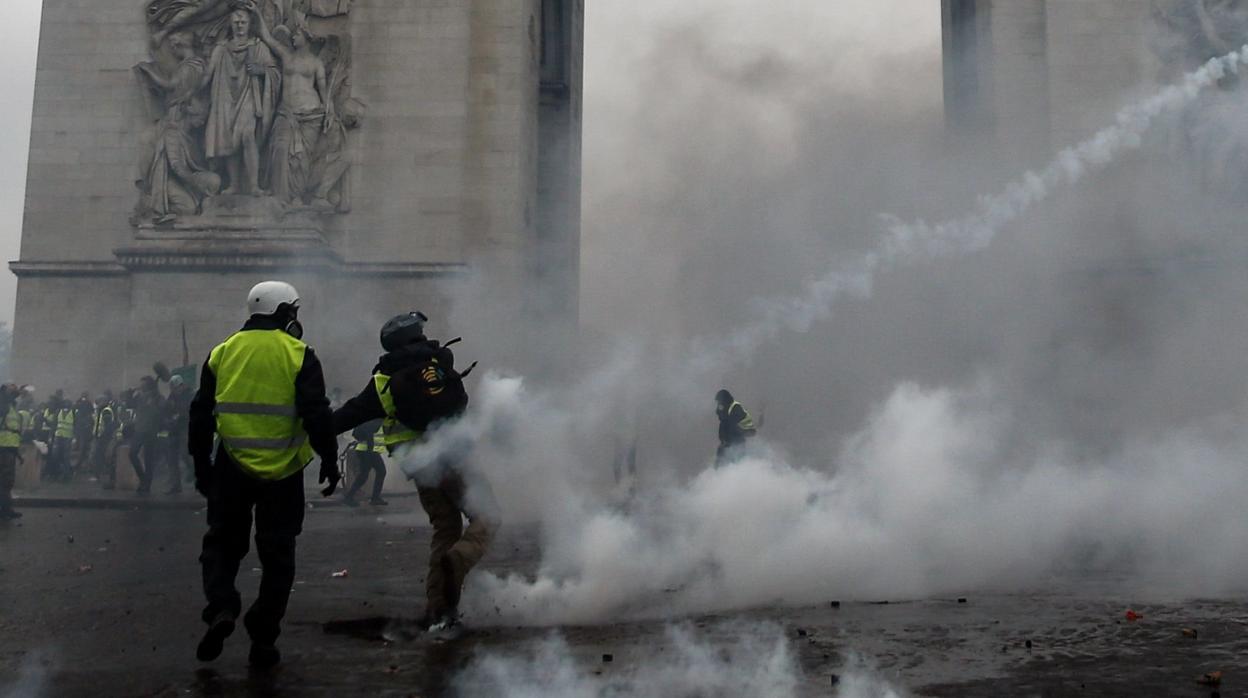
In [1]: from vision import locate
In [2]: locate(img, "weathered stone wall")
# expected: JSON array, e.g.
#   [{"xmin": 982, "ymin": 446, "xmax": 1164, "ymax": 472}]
[
  {"xmin": 21, "ymin": 3, "xmax": 146, "ymax": 264},
  {"xmin": 12, "ymin": 0, "xmax": 580, "ymax": 394},
  {"xmin": 1042, "ymin": 0, "xmax": 1156, "ymax": 147},
  {"xmin": 946, "ymin": 0, "xmax": 1157, "ymax": 165},
  {"xmin": 986, "ymin": 1, "xmax": 1052, "ymax": 165}
]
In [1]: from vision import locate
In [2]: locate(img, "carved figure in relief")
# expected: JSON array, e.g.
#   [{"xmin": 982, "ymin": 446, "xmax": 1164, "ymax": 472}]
[
  {"xmin": 134, "ymin": 0, "xmax": 358, "ymax": 220},
  {"xmin": 134, "ymin": 32, "xmax": 222, "ymax": 223},
  {"xmin": 244, "ymin": 2, "xmax": 354, "ymax": 210},
  {"xmin": 201, "ymin": 9, "xmax": 281, "ymax": 196},
  {"xmin": 147, "ymin": 0, "xmax": 235, "ymax": 48}
]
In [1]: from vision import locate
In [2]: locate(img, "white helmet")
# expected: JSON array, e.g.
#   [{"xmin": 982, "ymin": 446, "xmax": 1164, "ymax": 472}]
[{"xmin": 247, "ymin": 281, "xmax": 300, "ymax": 316}]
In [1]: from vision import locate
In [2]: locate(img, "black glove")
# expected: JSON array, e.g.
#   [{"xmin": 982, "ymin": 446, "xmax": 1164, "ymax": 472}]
[
  {"xmin": 319, "ymin": 459, "xmax": 341, "ymax": 497},
  {"xmin": 193, "ymin": 455, "xmax": 213, "ymax": 498}
]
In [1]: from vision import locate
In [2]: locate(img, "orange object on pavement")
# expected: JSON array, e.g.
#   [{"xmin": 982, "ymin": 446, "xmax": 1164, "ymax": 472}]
[
  {"xmin": 1196, "ymin": 671, "xmax": 1222, "ymax": 686},
  {"xmin": 1124, "ymin": 610, "xmax": 1143, "ymax": 621}
]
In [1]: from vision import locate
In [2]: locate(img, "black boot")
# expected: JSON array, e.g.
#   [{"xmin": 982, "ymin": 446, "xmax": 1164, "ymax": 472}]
[{"xmin": 196, "ymin": 611, "xmax": 236, "ymax": 662}]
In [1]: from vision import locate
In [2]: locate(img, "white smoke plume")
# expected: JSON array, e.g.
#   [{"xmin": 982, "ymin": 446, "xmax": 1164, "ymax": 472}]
[
  {"xmin": 1, "ymin": 650, "xmax": 53, "ymax": 698},
  {"xmin": 395, "ymin": 369, "xmax": 1248, "ymax": 626},
  {"xmin": 378, "ymin": 9, "xmax": 1248, "ymax": 636},
  {"xmin": 453, "ymin": 622, "xmax": 905, "ymax": 698}
]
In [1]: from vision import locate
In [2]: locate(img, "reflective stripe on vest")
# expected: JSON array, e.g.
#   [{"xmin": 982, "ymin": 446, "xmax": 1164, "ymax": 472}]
[
  {"xmin": 352, "ymin": 426, "xmax": 388, "ymax": 454},
  {"xmin": 208, "ymin": 329, "xmax": 315, "ymax": 480},
  {"xmin": 729, "ymin": 401, "xmax": 756, "ymax": 431},
  {"xmin": 372, "ymin": 373, "xmax": 421, "ymax": 450},
  {"xmin": 55, "ymin": 409, "xmax": 75, "ymax": 439},
  {"xmin": 117, "ymin": 408, "xmax": 134, "ymax": 437},
  {"xmin": 0, "ymin": 407, "xmax": 22, "ymax": 448},
  {"xmin": 94, "ymin": 406, "xmax": 114, "ymax": 438}
]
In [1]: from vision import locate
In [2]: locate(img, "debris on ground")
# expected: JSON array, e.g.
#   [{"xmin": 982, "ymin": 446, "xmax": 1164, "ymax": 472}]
[
  {"xmin": 77, "ymin": 564, "xmax": 93, "ymax": 574},
  {"xmin": 957, "ymin": 597, "xmax": 968, "ymax": 604},
  {"xmin": 66, "ymin": 535, "xmax": 74, "ymax": 544},
  {"xmin": 829, "ymin": 601, "xmax": 841, "ymax": 608},
  {"xmin": 602, "ymin": 653, "xmax": 613, "ymax": 663},
  {"xmin": 1124, "ymin": 610, "xmax": 1143, "ymax": 622},
  {"xmin": 1182, "ymin": 628, "xmax": 1199, "ymax": 639},
  {"xmin": 331, "ymin": 569, "xmax": 349, "ymax": 578},
  {"xmin": 1196, "ymin": 671, "xmax": 1222, "ymax": 686}
]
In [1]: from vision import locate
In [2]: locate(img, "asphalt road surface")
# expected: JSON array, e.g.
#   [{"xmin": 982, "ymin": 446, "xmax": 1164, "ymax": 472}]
[{"xmin": 2, "ymin": 503, "xmax": 1245, "ymax": 697}]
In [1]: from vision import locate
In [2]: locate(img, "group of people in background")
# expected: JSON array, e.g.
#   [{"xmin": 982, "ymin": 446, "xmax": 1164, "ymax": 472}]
[{"xmin": 2, "ymin": 371, "xmax": 196, "ymax": 498}]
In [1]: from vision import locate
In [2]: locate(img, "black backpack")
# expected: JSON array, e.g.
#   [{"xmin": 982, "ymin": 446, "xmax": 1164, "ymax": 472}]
[{"xmin": 385, "ymin": 339, "xmax": 475, "ymax": 433}]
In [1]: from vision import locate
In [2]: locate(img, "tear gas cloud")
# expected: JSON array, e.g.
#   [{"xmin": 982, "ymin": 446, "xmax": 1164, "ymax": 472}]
[
  {"xmin": 453, "ymin": 622, "xmax": 906, "ymax": 698},
  {"xmin": 413, "ymin": 2, "xmax": 1248, "ymax": 624}
]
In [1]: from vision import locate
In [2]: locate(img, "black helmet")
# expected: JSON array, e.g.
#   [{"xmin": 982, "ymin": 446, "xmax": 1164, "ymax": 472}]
[{"xmin": 380, "ymin": 312, "xmax": 429, "ymax": 352}]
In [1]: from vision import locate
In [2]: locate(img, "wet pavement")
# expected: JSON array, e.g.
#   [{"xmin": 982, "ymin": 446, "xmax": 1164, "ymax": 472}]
[{"xmin": 2, "ymin": 502, "xmax": 1246, "ymax": 697}]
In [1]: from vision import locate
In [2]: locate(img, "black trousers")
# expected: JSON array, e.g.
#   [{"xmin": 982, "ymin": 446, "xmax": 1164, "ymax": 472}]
[
  {"xmin": 73, "ymin": 433, "xmax": 92, "ymax": 471},
  {"xmin": 162, "ymin": 436, "xmax": 185, "ymax": 492},
  {"xmin": 131, "ymin": 435, "xmax": 163, "ymax": 492},
  {"xmin": 199, "ymin": 457, "xmax": 305, "ymax": 646},
  {"xmin": 48, "ymin": 437, "xmax": 73, "ymax": 482},
  {"xmin": 345, "ymin": 451, "xmax": 386, "ymax": 501},
  {"xmin": 0, "ymin": 448, "xmax": 16, "ymax": 513},
  {"xmin": 93, "ymin": 437, "xmax": 116, "ymax": 484}
]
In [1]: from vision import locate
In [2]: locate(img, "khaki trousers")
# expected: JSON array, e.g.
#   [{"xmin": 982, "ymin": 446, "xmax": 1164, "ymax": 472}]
[{"xmin": 416, "ymin": 466, "xmax": 500, "ymax": 619}]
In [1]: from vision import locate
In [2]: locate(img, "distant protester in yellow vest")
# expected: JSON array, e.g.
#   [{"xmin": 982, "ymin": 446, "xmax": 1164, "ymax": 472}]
[
  {"xmin": 342, "ymin": 418, "xmax": 388, "ymax": 507},
  {"xmin": 187, "ymin": 280, "xmax": 340, "ymax": 671},
  {"xmin": 0, "ymin": 383, "xmax": 24, "ymax": 520},
  {"xmin": 714, "ymin": 388, "xmax": 758, "ymax": 467}
]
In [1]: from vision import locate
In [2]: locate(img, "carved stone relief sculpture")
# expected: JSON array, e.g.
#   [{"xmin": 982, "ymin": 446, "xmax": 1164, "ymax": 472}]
[{"xmin": 134, "ymin": 0, "xmax": 361, "ymax": 225}]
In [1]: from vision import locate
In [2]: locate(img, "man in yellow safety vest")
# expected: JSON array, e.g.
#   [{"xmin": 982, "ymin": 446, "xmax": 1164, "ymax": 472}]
[
  {"xmin": 714, "ymin": 388, "xmax": 758, "ymax": 466},
  {"xmin": 188, "ymin": 281, "xmax": 340, "ymax": 670},
  {"xmin": 342, "ymin": 419, "xmax": 387, "ymax": 507},
  {"xmin": 0, "ymin": 383, "xmax": 23, "ymax": 519},
  {"xmin": 93, "ymin": 394, "xmax": 118, "ymax": 489}
]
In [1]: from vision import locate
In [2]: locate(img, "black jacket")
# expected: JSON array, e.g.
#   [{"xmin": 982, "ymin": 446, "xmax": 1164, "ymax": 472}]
[
  {"xmin": 165, "ymin": 386, "xmax": 193, "ymax": 437},
  {"xmin": 351, "ymin": 418, "xmax": 385, "ymax": 449},
  {"xmin": 188, "ymin": 316, "xmax": 338, "ymax": 471},
  {"xmin": 332, "ymin": 341, "xmax": 448, "ymax": 436},
  {"xmin": 717, "ymin": 403, "xmax": 756, "ymax": 448}
]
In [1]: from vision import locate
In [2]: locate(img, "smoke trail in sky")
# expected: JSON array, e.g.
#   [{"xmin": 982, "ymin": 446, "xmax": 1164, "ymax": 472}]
[{"xmin": 705, "ymin": 45, "xmax": 1248, "ymax": 369}]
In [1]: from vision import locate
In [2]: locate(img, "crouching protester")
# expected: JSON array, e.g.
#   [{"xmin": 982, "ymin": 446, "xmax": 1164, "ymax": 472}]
[
  {"xmin": 188, "ymin": 281, "xmax": 342, "ymax": 670},
  {"xmin": 333, "ymin": 311, "xmax": 499, "ymax": 631}
]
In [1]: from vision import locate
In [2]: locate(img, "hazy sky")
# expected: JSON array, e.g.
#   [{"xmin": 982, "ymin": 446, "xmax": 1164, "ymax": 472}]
[
  {"xmin": 0, "ymin": 2, "xmax": 40, "ymax": 326},
  {"xmin": 0, "ymin": 1, "xmax": 939, "ymax": 329}
]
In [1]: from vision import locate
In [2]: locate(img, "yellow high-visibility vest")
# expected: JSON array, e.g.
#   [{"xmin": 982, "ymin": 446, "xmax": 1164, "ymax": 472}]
[
  {"xmin": 0, "ymin": 406, "xmax": 22, "ymax": 448},
  {"xmin": 94, "ymin": 406, "xmax": 115, "ymax": 438},
  {"xmin": 208, "ymin": 329, "xmax": 315, "ymax": 480},
  {"xmin": 54, "ymin": 408, "xmax": 75, "ymax": 439},
  {"xmin": 728, "ymin": 401, "xmax": 756, "ymax": 431},
  {"xmin": 372, "ymin": 373, "xmax": 421, "ymax": 451},
  {"xmin": 352, "ymin": 426, "xmax": 388, "ymax": 454}
]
